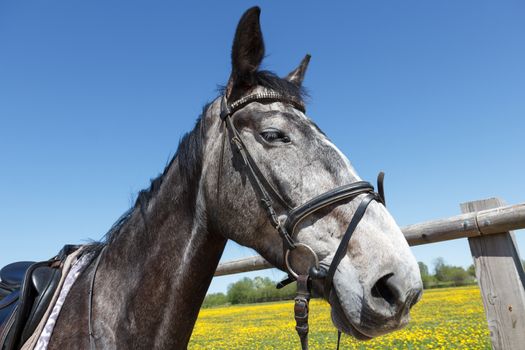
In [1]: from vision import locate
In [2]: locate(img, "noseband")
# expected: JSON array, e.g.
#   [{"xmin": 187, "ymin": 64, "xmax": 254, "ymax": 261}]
[{"xmin": 220, "ymin": 92, "xmax": 385, "ymax": 349}]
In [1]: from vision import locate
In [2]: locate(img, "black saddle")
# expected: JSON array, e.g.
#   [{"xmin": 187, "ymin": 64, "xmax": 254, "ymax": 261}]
[
  {"xmin": 0, "ymin": 245, "xmax": 80, "ymax": 350},
  {"xmin": 0, "ymin": 262, "xmax": 33, "ymax": 300}
]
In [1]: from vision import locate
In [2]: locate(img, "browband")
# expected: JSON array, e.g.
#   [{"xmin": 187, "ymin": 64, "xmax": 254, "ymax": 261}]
[{"xmin": 220, "ymin": 92, "xmax": 305, "ymax": 120}]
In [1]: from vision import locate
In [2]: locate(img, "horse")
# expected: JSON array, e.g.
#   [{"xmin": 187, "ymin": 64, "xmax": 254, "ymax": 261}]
[{"xmin": 4, "ymin": 6, "xmax": 423, "ymax": 349}]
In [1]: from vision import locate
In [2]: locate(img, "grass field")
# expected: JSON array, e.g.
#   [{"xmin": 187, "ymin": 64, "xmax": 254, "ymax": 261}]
[{"xmin": 189, "ymin": 285, "xmax": 490, "ymax": 349}]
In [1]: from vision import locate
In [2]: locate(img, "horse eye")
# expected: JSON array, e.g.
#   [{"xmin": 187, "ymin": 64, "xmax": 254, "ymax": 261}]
[{"xmin": 260, "ymin": 130, "xmax": 291, "ymax": 144}]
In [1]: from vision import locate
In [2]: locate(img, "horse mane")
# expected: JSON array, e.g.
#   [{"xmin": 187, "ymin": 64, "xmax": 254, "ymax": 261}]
[{"xmin": 98, "ymin": 70, "xmax": 305, "ymax": 246}]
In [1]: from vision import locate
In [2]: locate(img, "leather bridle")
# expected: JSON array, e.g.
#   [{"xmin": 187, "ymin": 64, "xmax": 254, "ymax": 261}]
[
  {"xmin": 220, "ymin": 91, "xmax": 386, "ymax": 349},
  {"xmin": 86, "ymin": 91, "xmax": 386, "ymax": 350}
]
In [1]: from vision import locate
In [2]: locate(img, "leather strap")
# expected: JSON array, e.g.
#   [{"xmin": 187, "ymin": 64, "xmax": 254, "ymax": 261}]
[
  {"xmin": 220, "ymin": 92, "xmax": 305, "ymax": 120},
  {"xmin": 294, "ymin": 275, "xmax": 310, "ymax": 350},
  {"xmin": 324, "ymin": 193, "xmax": 377, "ymax": 298},
  {"xmin": 222, "ymin": 98, "xmax": 293, "ymax": 211},
  {"xmin": 222, "ymin": 104, "xmax": 296, "ymax": 251},
  {"xmin": 377, "ymin": 171, "xmax": 386, "ymax": 206},
  {"xmin": 284, "ymin": 182, "xmax": 375, "ymax": 235}
]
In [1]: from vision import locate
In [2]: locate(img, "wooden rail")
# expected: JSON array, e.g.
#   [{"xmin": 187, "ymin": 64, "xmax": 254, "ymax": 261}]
[{"xmin": 215, "ymin": 201, "xmax": 525, "ymax": 276}]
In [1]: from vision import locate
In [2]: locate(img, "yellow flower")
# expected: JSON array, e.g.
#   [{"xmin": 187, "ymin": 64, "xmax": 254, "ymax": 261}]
[{"xmin": 189, "ymin": 286, "xmax": 490, "ymax": 349}]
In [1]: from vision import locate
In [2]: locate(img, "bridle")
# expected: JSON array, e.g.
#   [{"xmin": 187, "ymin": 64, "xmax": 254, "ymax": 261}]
[
  {"xmin": 220, "ymin": 91, "xmax": 386, "ymax": 349},
  {"xmin": 86, "ymin": 91, "xmax": 385, "ymax": 350}
]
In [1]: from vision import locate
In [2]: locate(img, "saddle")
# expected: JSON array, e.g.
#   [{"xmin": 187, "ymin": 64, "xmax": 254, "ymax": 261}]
[{"xmin": 0, "ymin": 245, "xmax": 79, "ymax": 350}]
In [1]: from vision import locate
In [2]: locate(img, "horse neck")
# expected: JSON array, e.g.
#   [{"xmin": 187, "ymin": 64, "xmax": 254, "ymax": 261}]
[{"xmin": 95, "ymin": 156, "xmax": 227, "ymax": 348}]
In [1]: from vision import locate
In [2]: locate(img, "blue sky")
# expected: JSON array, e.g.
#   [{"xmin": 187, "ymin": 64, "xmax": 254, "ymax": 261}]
[{"xmin": 0, "ymin": 1, "xmax": 524, "ymax": 294}]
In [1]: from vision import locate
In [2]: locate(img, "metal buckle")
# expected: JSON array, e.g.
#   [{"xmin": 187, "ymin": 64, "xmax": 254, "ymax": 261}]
[{"xmin": 285, "ymin": 243, "xmax": 319, "ymax": 279}]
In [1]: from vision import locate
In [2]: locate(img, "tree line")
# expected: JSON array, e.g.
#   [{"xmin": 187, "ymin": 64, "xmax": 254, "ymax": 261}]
[
  {"xmin": 418, "ymin": 258, "xmax": 476, "ymax": 289},
  {"xmin": 203, "ymin": 276, "xmax": 296, "ymax": 308},
  {"xmin": 420, "ymin": 258, "xmax": 525, "ymax": 289}
]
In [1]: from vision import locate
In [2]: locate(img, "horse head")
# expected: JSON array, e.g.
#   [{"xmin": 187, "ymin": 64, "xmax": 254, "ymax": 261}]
[{"xmin": 201, "ymin": 7, "xmax": 423, "ymax": 340}]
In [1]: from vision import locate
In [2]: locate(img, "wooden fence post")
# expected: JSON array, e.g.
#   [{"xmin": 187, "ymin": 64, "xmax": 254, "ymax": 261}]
[{"xmin": 461, "ymin": 198, "xmax": 525, "ymax": 350}]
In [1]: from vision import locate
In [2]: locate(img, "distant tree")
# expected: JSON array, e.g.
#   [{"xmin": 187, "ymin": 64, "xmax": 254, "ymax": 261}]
[
  {"xmin": 253, "ymin": 276, "xmax": 277, "ymax": 302},
  {"xmin": 202, "ymin": 293, "xmax": 228, "ymax": 308},
  {"xmin": 433, "ymin": 257, "xmax": 445, "ymax": 274},
  {"xmin": 467, "ymin": 264, "xmax": 476, "ymax": 278},
  {"xmin": 448, "ymin": 267, "xmax": 471, "ymax": 285},
  {"xmin": 226, "ymin": 276, "xmax": 297, "ymax": 304},
  {"xmin": 227, "ymin": 277, "xmax": 255, "ymax": 304},
  {"xmin": 434, "ymin": 258, "xmax": 474, "ymax": 286},
  {"xmin": 419, "ymin": 261, "xmax": 436, "ymax": 289},
  {"xmin": 418, "ymin": 262, "xmax": 429, "ymax": 277}
]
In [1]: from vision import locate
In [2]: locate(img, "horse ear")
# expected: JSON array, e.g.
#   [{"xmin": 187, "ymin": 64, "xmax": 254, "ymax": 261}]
[
  {"xmin": 226, "ymin": 7, "xmax": 265, "ymax": 99},
  {"xmin": 285, "ymin": 54, "xmax": 311, "ymax": 86}
]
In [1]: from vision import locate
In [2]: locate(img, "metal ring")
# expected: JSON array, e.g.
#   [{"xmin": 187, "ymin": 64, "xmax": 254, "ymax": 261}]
[{"xmin": 285, "ymin": 243, "xmax": 320, "ymax": 279}]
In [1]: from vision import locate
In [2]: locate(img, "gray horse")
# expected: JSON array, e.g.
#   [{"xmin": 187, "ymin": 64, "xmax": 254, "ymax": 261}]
[{"xmin": 48, "ymin": 7, "xmax": 422, "ymax": 349}]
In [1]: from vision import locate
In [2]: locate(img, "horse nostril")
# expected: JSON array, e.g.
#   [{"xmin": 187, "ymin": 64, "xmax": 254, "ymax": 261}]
[{"xmin": 371, "ymin": 273, "xmax": 401, "ymax": 306}]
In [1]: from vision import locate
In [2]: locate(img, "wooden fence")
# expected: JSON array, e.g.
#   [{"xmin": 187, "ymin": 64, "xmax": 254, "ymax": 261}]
[{"xmin": 214, "ymin": 198, "xmax": 525, "ymax": 350}]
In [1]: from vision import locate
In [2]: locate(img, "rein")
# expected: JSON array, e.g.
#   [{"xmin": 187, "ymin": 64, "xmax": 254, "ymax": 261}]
[{"xmin": 220, "ymin": 92, "xmax": 386, "ymax": 349}]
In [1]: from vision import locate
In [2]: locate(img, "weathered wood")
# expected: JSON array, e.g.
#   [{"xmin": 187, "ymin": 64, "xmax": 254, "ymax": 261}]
[
  {"xmin": 477, "ymin": 204, "xmax": 525, "ymax": 235},
  {"xmin": 402, "ymin": 212, "xmax": 480, "ymax": 245},
  {"xmin": 462, "ymin": 198, "xmax": 525, "ymax": 350},
  {"xmin": 214, "ymin": 255, "xmax": 273, "ymax": 276},
  {"xmin": 215, "ymin": 202, "xmax": 525, "ymax": 276},
  {"xmin": 404, "ymin": 203, "xmax": 525, "ymax": 245}
]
